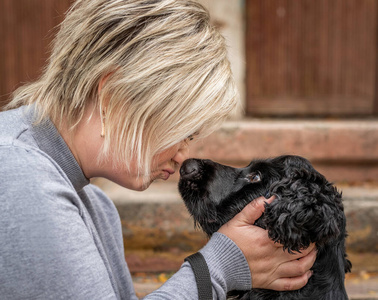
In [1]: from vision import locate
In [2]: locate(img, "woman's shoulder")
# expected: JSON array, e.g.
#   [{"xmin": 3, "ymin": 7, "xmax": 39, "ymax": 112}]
[
  {"xmin": 0, "ymin": 141, "xmax": 69, "ymax": 183},
  {"xmin": 82, "ymin": 183, "xmax": 120, "ymax": 220},
  {"xmin": 0, "ymin": 106, "xmax": 30, "ymax": 145},
  {"xmin": 0, "ymin": 107, "xmax": 77, "ymax": 189},
  {"xmin": 0, "ymin": 142, "xmax": 80, "ymax": 215}
]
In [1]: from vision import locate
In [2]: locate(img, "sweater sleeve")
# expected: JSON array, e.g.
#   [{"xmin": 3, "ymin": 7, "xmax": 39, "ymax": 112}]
[
  {"xmin": 143, "ymin": 233, "xmax": 251, "ymax": 299},
  {"xmin": 0, "ymin": 145, "xmax": 121, "ymax": 299}
]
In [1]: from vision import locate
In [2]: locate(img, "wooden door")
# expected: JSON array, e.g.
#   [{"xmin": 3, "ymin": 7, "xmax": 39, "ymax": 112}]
[
  {"xmin": 0, "ymin": 0, "xmax": 72, "ymax": 108},
  {"xmin": 246, "ymin": 0, "xmax": 378, "ymax": 117}
]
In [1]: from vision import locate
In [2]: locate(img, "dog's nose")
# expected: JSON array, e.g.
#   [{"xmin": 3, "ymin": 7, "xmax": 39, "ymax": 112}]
[{"xmin": 180, "ymin": 159, "xmax": 200, "ymax": 179}]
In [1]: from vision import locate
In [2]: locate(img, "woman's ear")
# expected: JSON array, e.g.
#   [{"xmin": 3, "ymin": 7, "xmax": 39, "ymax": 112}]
[
  {"xmin": 97, "ymin": 73, "xmax": 113, "ymax": 138},
  {"xmin": 98, "ymin": 72, "xmax": 114, "ymax": 96}
]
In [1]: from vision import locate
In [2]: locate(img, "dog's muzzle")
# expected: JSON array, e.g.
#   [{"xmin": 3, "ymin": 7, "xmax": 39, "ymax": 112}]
[{"xmin": 180, "ymin": 159, "xmax": 201, "ymax": 180}]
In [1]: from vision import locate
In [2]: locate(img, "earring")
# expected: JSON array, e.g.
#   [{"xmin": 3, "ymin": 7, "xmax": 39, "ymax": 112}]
[{"xmin": 100, "ymin": 108, "xmax": 106, "ymax": 137}]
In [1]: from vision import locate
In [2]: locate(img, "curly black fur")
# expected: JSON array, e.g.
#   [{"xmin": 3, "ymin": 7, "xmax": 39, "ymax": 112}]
[{"xmin": 178, "ymin": 155, "xmax": 351, "ymax": 300}]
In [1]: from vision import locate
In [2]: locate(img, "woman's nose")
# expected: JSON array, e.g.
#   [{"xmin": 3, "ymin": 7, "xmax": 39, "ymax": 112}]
[{"xmin": 172, "ymin": 143, "xmax": 190, "ymax": 166}]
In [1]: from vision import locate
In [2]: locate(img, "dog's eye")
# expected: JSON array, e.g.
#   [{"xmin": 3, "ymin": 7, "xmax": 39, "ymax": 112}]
[{"xmin": 248, "ymin": 172, "xmax": 262, "ymax": 183}]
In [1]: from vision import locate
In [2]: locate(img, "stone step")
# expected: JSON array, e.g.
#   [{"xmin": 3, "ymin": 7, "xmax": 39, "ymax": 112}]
[{"xmin": 188, "ymin": 119, "xmax": 378, "ymax": 183}]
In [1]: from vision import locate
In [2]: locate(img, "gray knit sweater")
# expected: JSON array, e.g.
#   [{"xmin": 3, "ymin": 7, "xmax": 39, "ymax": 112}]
[{"xmin": 0, "ymin": 105, "xmax": 251, "ymax": 300}]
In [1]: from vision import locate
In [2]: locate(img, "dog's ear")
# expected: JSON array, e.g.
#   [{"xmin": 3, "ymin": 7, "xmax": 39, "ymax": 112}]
[
  {"xmin": 262, "ymin": 160, "xmax": 344, "ymax": 253},
  {"xmin": 273, "ymin": 155, "xmax": 317, "ymax": 178}
]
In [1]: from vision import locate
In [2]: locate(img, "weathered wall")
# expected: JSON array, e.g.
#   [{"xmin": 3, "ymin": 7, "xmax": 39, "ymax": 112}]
[{"xmin": 198, "ymin": 0, "xmax": 246, "ymax": 118}]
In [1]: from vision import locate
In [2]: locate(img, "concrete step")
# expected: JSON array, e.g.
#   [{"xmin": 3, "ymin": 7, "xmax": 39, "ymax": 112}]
[{"xmin": 188, "ymin": 119, "xmax": 378, "ymax": 183}]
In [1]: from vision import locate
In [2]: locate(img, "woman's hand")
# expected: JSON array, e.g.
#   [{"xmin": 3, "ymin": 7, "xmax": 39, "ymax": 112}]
[{"xmin": 218, "ymin": 196, "xmax": 316, "ymax": 291}]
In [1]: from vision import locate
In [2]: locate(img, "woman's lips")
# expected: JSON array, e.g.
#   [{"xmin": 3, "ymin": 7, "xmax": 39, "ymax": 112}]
[{"xmin": 162, "ymin": 169, "xmax": 175, "ymax": 180}]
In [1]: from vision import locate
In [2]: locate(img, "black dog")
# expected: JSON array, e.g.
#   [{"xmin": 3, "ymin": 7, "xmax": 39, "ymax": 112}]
[{"xmin": 178, "ymin": 155, "xmax": 351, "ymax": 300}]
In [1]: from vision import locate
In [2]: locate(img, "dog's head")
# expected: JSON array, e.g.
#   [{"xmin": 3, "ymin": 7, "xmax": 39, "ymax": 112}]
[{"xmin": 178, "ymin": 155, "xmax": 345, "ymax": 252}]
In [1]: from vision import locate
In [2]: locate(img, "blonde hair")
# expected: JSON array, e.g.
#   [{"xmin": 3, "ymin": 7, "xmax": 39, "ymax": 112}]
[{"xmin": 7, "ymin": 0, "xmax": 237, "ymax": 176}]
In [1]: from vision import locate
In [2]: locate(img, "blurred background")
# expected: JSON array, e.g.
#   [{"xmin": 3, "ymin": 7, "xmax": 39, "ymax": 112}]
[{"xmin": 1, "ymin": 0, "xmax": 377, "ymax": 298}]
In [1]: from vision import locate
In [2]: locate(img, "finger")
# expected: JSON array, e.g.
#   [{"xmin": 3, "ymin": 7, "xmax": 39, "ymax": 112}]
[
  {"xmin": 277, "ymin": 247, "xmax": 317, "ymax": 278},
  {"xmin": 269, "ymin": 270, "xmax": 313, "ymax": 292},
  {"xmin": 296, "ymin": 247, "xmax": 317, "ymax": 271},
  {"xmin": 263, "ymin": 195, "xmax": 276, "ymax": 204},
  {"xmin": 237, "ymin": 196, "xmax": 274, "ymax": 225},
  {"xmin": 273, "ymin": 241, "xmax": 317, "ymax": 254},
  {"xmin": 282, "ymin": 243, "xmax": 317, "ymax": 260}
]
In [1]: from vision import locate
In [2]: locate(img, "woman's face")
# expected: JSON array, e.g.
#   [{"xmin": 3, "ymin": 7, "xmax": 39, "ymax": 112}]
[
  {"xmin": 100, "ymin": 139, "xmax": 190, "ymax": 191},
  {"xmin": 63, "ymin": 101, "xmax": 192, "ymax": 191}
]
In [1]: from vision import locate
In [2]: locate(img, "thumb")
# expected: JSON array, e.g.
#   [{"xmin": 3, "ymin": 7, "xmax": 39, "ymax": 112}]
[{"xmin": 236, "ymin": 196, "xmax": 275, "ymax": 225}]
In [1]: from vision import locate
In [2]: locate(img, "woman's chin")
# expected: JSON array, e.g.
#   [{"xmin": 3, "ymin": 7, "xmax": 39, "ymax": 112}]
[{"xmin": 111, "ymin": 177, "xmax": 152, "ymax": 192}]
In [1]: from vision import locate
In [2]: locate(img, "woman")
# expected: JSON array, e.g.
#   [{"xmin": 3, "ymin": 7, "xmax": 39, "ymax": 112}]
[{"xmin": 0, "ymin": 0, "xmax": 316, "ymax": 299}]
